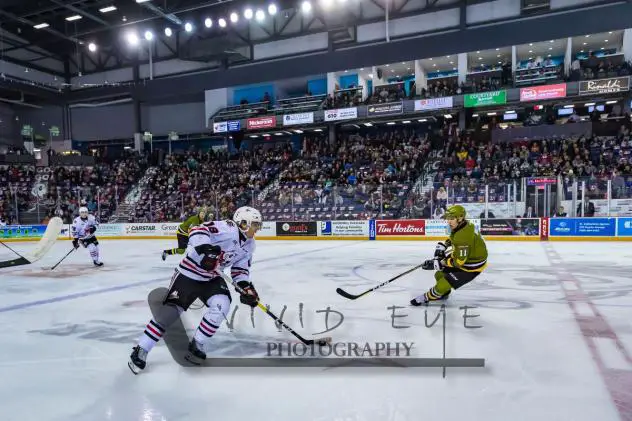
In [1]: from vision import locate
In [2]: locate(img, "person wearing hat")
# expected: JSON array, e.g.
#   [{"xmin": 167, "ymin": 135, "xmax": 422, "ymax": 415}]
[
  {"xmin": 162, "ymin": 206, "xmax": 210, "ymax": 260},
  {"xmin": 411, "ymin": 205, "xmax": 488, "ymax": 306}
]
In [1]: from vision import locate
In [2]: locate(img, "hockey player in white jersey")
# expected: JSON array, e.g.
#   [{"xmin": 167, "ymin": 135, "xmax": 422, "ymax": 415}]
[
  {"xmin": 128, "ymin": 206, "xmax": 262, "ymax": 374},
  {"xmin": 71, "ymin": 207, "xmax": 103, "ymax": 267}
]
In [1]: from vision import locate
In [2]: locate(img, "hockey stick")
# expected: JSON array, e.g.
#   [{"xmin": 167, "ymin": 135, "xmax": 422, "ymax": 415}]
[
  {"xmin": 0, "ymin": 240, "xmax": 26, "ymax": 259},
  {"xmin": 50, "ymin": 248, "xmax": 75, "ymax": 270},
  {"xmin": 336, "ymin": 262, "xmax": 425, "ymax": 300},
  {"xmin": 223, "ymin": 274, "xmax": 332, "ymax": 346}
]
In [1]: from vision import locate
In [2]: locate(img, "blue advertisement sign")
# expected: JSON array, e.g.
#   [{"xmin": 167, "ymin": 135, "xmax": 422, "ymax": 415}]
[
  {"xmin": 227, "ymin": 120, "xmax": 241, "ymax": 132},
  {"xmin": 369, "ymin": 220, "xmax": 376, "ymax": 240},
  {"xmin": 0, "ymin": 225, "xmax": 47, "ymax": 239},
  {"xmin": 549, "ymin": 218, "xmax": 616, "ymax": 236},
  {"xmin": 320, "ymin": 221, "xmax": 332, "ymax": 236},
  {"xmin": 616, "ymin": 218, "xmax": 632, "ymax": 236}
]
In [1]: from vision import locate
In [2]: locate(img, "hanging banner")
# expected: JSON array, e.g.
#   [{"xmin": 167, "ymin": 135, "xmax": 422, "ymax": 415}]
[
  {"xmin": 464, "ymin": 90, "xmax": 507, "ymax": 107},
  {"xmin": 247, "ymin": 116, "xmax": 277, "ymax": 130},
  {"xmin": 283, "ymin": 112, "xmax": 314, "ymax": 126},
  {"xmin": 520, "ymin": 84, "xmax": 567, "ymax": 101},
  {"xmin": 414, "ymin": 97, "xmax": 453, "ymax": 111},
  {"xmin": 367, "ymin": 101, "xmax": 404, "ymax": 116},
  {"xmin": 213, "ymin": 121, "xmax": 227, "ymax": 133},
  {"xmin": 579, "ymin": 76, "xmax": 630, "ymax": 95},
  {"xmin": 227, "ymin": 120, "xmax": 241, "ymax": 131},
  {"xmin": 324, "ymin": 107, "xmax": 358, "ymax": 122}
]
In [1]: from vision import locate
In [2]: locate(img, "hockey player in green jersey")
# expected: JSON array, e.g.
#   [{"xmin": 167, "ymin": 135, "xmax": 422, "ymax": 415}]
[
  {"xmin": 411, "ymin": 205, "xmax": 488, "ymax": 306},
  {"xmin": 161, "ymin": 207, "xmax": 210, "ymax": 260}
]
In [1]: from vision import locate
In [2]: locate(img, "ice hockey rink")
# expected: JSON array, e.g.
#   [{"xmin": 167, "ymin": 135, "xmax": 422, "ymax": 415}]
[{"xmin": 0, "ymin": 238, "xmax": 631, "ymax": 421}]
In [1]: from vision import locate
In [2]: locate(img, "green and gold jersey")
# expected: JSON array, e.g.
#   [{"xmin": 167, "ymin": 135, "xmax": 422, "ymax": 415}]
[
  {"xmin": 444, "ymin": 221, "xmax": 488, "ymax": 272},
  {"xmin": 177, "ymin": 214, "xmax": 203, "ymax": 237}
]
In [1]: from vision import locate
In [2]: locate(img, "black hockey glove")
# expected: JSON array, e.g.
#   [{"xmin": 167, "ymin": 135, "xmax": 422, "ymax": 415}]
[
  {"xmin": 434, "ymin": 242, "xmax": 448, "ymax": 259},
  {"xmin": 72, "ymin": 238, "xmax": 80, "ymax": 249},
  {"xmin": 87, "ymin": 226, "xmax": 97, "ymax": 235},
  {"xmin": 237, "ymin": 281, "xmax": 259, "ymax": 307},
  {"xmin": 196, "ymin": 244, "xmax": 223, "ymax": 271},
  {"xmin": 422, "ymin": 258, "xmax": 442, "ymax": 271}
]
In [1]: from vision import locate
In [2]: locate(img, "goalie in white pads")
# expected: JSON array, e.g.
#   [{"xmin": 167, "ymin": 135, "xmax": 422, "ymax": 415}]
[
  {"xmin": 128, "ymin": 206, "xmax": 262, "ymax": 374},
  {"xmin": 71, "ymin": 207, "xmax": 103, "ymax": 267}
]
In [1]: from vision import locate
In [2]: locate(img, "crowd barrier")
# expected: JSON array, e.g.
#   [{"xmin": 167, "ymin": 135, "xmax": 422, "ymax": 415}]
[{"xmin": 2, "ymin": 217, "xmax": 631, "ymax": 242}]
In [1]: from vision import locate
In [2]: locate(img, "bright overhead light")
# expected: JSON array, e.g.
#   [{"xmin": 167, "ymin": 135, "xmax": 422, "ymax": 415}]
[
  {"xmin": 136, "ymin": 0, "xmax": 151, "ymax": 3},
  {"xmin": 433, "ymin": 64, "xmax": 436, "ymax": 67},
  {"xmin": 364, "ymin": 122, "xmax": 373, "ymax": 127},
  {"xmin": 321, "ymin": 0, "xmax": 334, "ymax": 8},
  {"xmin": 144, "ymin": 30, "xmax": 153, "ymax": 41},
  {"xmin": 88, "ymin": 42, "xmax": 97, "ymax": 52},
  {"xmin": 418, "ymin": 119, "xmax": 427, "ymax": 122},
  {"xmin": 294, "ymin": 129, "xmax": 303, "ymax": 134},
  {"xmin": 428, "ymin": 58, "xmax": 432, "ymax": 61},
  {"xmin": 99, "ymin": 5, "xmax": 117, "ymax": 13},
  {"xmin": 472, "ymin": 114, "xmax": 479, "ymax": 117},
  {"xmin": 219, "ymin": 18, "xmax": 227, "ymax": 27},
  {"xmin": 275, "ymin": 132, "xmax": 283, "ymax": 136},
  {"xmin": 476, "ymin": 50, "xmax": 480, "ymax": 53},
  {"xmin": 444, "ymin": 114, "xmax": 452, "ymax": 118},
  {"xmin": 529, "ymin": 43, "xmax": 533, "ymax": 46},
  {"xmin": 585, "ymin": 34, "xmax": 590, "ymax": 37},
  {"xmin": 548, "ymin": 47, "xmax": 552, "ymax": 50},
  {"xmin": 580, "ymin": 50, "xmax": 584, "ymax": 53},
  {"xmin": 547, "ymin": 54, "xmax": 551, "ymax": 57},
  {"xmin": 497, "ymin": 54, "xmax": 501, "ymax": 57},
  {"xmin": 230, "ymin": 12, "xmax": 239, "ymax": 23},
  {"xmin": 250, "ymin": 135, "xmax": 259, "ymax": 138},
  {"xmin": 386, "ymin": 122, "xmax": 396, "ymax": 125},
  {"xmin": 244, "ymin": 8, "xmax": 253, "ymax": 19},
  {"xmin": 601, "ymin": 47, "xmax": 604, "ymax": 50},
  {"xmin": 478, "ymin": 57, "xmax": 482, "ymax": 60},
  {"xmin": 497, "ymin": 61, "xmax": 501, "ymax": 64},
  {"xmin": 66, "ymin": 15, "xmax": 82, "ymax": 21},
  {"xmin": 495, "ymin": 48, "xmax": 499, "ymax": 51},
  {"xmin": 185, "ymin": 22, "xmax": 193, "ymax": 32},
  {"xmin": 126, "ymin": 32, "xmax": 139, "ymax": 46},
  {"xmin": 314, "ymin": 128, "xmax": 323, "ymax": 132},
  {"xmin": 407, "ymin": 67, "xmax": 411, "ymax": 70},
  {"xmin": 33, "ymin": 23, "xmax": 49, "ymax": 29},
  {"xmin": 301, "ymin": 1, "xmax": 312, "ymax": 13},
  {"xmin": 605, "ymin": 39, "xmax": 608, "ymax": 42},
  {"xmin": 449, "ymin": 61, "xmax": 454, "ymax": 64},
  {"xmin": 504, "ymin": 110, "xmax": 515, "ymax": 114},
  {"xmin": 402, "ymin": 120, "xmax": 411, "ymax": 124},
  {"xmin": 165, "ymin": 27, "xmax": 172, "ymax": 36},
  {"xmin": 564, "ymin": 104, "xmax": 574, "ymax": 108},
  {"xmin": 205, "ymin": 18, "xmax": 212, "ymax": 27},
  {"xmin": 606, "ymin": 100, "xmax": 617, "ymax": 104},
  {"xmin": 268, "ymin": 4, "xmax": 277, "ymax": 15},
  {"xmin": 584, "ymin": 102, "xmax": 595, "ymax": 106},
  {"xmin": 487, "ymin": 112, "xmax": 496, "ymax": 116},
  {"xmin": 583, "ymin": 42, "xmax": 587, "ymax": 45},
  {"xmin": 255, "ymin": 9, "xmax": 265, "ymax": 21}
]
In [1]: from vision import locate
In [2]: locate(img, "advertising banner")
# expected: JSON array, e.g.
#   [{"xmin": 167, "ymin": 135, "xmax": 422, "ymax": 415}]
[
  {"xmin": 616, "ymin": 218, "xmax": 632, "ymax": 236},
  {"xmin": 0, "ymin": 224, "xmax": 47, "ymax": 239},
  {"xmin": 124, "ymin": 223, "xmax": 159, "ymax": 236},
  {"xmin": 259, "ymin": 221, "xmax": 276, "ymax": 237},
  {"xmin": 549, "ymin": 218, "xmax": 616, "ymax": 236},
  {"xmin": 376, "ymin": 219, "xmax": 425, "ymax": 236},
  {"xmin": 324, "ymin": 107, "xmax": 358, "ymax": 122},
  {"xmin": 95, "ymin": 224, "xmax": 125, "ymax": 237},
  {"xmin": 246, "ymin": 116, "xmax": 277, "ymax": 130},
  {"xmin": 527, "ymin": 177, "xmax": 557, "ymax": 186},
  {"xmin": 425, "ymin": 219, "xmax": 449, "ymax": 236},
  {"xmin": 283, "ymin": 112, "xmax": 314, "ymax": 126},
  {"xmin": 276, "ymin": 221, "xmax": 317, "ymax": 236},
  {"xmin": 213, "ymin": 121, "xmax": 227, "ymax": 133},
  {"xmin": 367, "ymin": 102, "xmax": 404, "ymax": 116},
  {"xmin": 540, "ymin": 217, "xmax": 549, "ymax": 241},
  {"xmin": 319, "ymin": 220, "xmax": 369, "ymax": 237},
  {"xmin": 159, "ymin": 223, "xmax": 180, "ymax": 237},
  {"xmin": 464, "ymin": 90, "xmax": 507, "ymax": 107},
  {"xmin": 480, "ymin": 218, "xmax": 540, "ymax": 236},
  {"xmin": 520, "ymin": 84, "xmax": 567, "ymax": 101},
  {"xmin": 227, "ymin": 120, "xmax": 241, "ymax": 131},
  {"xmin": 369, "ymin": 219, "xmax": 376, "ymax": 240},
  {"xmin": 414, "ymin": 97, "xmax": 453, "ymax": 111},
  {"xmin": 579, "ymin": 76, "xmax": 630, "ymax": 95}
]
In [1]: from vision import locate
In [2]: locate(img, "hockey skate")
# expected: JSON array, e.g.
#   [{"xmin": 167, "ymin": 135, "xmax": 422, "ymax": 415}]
[
  {"xmin": 93, "ymin": 261, "xmax": 103, "ymax": 267},
  {"xmin": 161, "ymin": 250, "xmax": 167, "ymax": 261},
  {"xmin": 410, "ymin": 290, "xmax": 451, "ymax": 306},
  {"xmin": 184, "ymin": 339, "xmax": 206, "ymax": 365},
  {"xmin": 128, "ymin": 345, "xmax": 148, "ymax": 375}
]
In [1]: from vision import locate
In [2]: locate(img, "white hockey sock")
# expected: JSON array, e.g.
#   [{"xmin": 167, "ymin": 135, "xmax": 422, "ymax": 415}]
[
  {"xmin": 138, "ymin": 304, "xmax": 183, "ymax": 352},
  {"xmin": 193, "ymin": 294, "xmax": 230, "ymax": 344},
  {"xmin": 87, "ymin": 243, "xmax": 100, "ymax": 263}
]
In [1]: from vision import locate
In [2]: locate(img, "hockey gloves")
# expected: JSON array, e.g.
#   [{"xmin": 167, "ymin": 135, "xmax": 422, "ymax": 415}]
[
  {"xmin": 237, "ymin": 281, "xmax": 259, "ymax": 307},
  {"xmin": 434, "ymin": 242, "xmax": 448, "ymax": 259},
  {"xmin": 72, "ymin": 238, "xmax": 80, "ymax": 249},
  {"xmin": 196, "ymin": 244, "xmax": 223, "ymax": 271},
  {"xmin": 422, "ymin": 258, "xmax": 443, "ymax": 271}
]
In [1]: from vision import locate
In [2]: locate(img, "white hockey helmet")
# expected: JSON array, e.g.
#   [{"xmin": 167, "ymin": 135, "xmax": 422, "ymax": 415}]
[
  {"xmin": 233, "ymin": 206, "xmax": 263, "ymax": 232},
  {"xmin": 79, "ymin": 206, "xmax": 89, "ymax": 218}
]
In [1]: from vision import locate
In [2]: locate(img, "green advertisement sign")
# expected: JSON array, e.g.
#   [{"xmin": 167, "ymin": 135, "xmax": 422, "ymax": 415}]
[{"xmin": 464, "ymin": 90, "xmax": 507, "ymax": 107}]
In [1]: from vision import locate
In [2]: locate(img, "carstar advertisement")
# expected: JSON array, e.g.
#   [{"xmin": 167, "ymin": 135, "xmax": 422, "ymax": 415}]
[
  {"xmin": 124, "ymin": 224, "xmax": 158, "ymax": 236},
  {"xmin": 376, "ymin": 220, "xmax": 425, "ymax": 237}
]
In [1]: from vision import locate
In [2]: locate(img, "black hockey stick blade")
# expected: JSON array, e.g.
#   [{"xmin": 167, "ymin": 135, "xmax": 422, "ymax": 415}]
[
  {"xmin": 336, "ymin": 263, "xmax": 425, "ymax": 300},
  {"xmin": 51, "ymin": 248, "xmax": 75, "ymax": 270}
]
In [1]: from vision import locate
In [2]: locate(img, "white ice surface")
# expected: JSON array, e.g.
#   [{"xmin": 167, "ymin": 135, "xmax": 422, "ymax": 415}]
[{"xmin": 0, "ymin": 239, "xmax": 630, "ymax": 421}]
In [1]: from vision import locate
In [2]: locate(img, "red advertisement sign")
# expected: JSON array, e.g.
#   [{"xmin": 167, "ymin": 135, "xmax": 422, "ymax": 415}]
[
  {"xmin": 540, "ymin": 217, "xmax": 549, "ymax": 241},
  {"xmin": 376, "ymin": 220, "xmax": 425, "ymax": 236},
  {"xmin": 246, "ymin": 116, "xmax": 277, "ymax": 130},
  {"xmin": 520, "ymin": 83, "xmax": 567, "ymax": 102}
]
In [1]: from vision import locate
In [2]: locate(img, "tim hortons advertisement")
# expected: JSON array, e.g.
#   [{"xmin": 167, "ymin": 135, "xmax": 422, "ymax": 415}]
[
  {"xmin": 276, "ymin": 221, "xmax": 317, "ymax": 236},
  {"xmin": 324, "ymin": 107, "xmax": 358, "ymax": 122},
  {"xmin": 376, "ymin": 220, "xmax": 425, "ymax": 236},
  {"xmin": 579, "ymin": 76, "xmax": 630, "ymax": 95},
  {"xmin": 520, "ymin": 84, "xmax": 567, "ymax": 102},
  {"xmin": 246, "ymin": 116, "xmax": 277, "ymax": 130}
]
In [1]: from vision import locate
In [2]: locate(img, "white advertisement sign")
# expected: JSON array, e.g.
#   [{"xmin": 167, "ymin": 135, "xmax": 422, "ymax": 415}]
[
  {"xmin": 414, "ymin": 97, "xmax": 454, "ymax": 111},
  {"xmin": 324, "ymin": 107, "xmax": 358, "ymax": 122},
  {"xmin": 425, "ymin": 219, "xmax": 449, "ymax": 236},
  {"xmin": 319, "ymin": 220, "xmax": 369, "ymax": 236},
  {"xmin": 258, "ymin": 221, "xmax": 276, "ymax": 237},
  {"xmin": 213, "ymin": 121, "xmax": 228, "ymax": 133},
  {"xmin": 95, "ymin": 224, "xmax": 125, "ymax": 237},
  {"xmin": 160, "ymin": 223, "xmax": 180, "ymax": 236},
  {"xmin": 283, "ymin": 112, "xmax": 314, "ymax": 126},
  {"xmin": 124, "ymin": 223, "xmax": 160, "ymax": 236}
]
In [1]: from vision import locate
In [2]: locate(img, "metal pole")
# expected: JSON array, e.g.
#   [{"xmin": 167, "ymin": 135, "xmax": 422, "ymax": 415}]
[
  {"xmin": 581, "ymin": 181, "xmax": 586, "ymax": 217},
  {"xmin": 385, "ymin": 0, "xmax": 390, "ymax": 42},
  {"xmin": 429, "ymin": 186, "xmax": 434, "ymax": 218},
  {"xmin": 291, "ymin": 187, "xmax": 295, "ymax": 221},
  {"xmin": 513, "ymin": 180, "xmax": 517, "ymax": 218},
  {"xmin": 36, "ymin": 195, "xmax": 40, "ymax": 223},
  {"xmin": 149, "ymin": 44, "xmax": 153, "ymax": 80},
  {"xmin": 13, "ymin": 185, "xmax": 19, "ymax": 224},
  {"xmin": 484, "ymin": 184, "xmax": 489, "ymax": 218},
  {"xmin": 97, "ymin": 187, "xmax": 101, "ymax": 220},
  {"xmin": 572, "ymin": 180, "xmax": 578, "ymax": 217},
  {"xmin": 607, "ymin": 179, "xmax": 611, "ymax": 216}
]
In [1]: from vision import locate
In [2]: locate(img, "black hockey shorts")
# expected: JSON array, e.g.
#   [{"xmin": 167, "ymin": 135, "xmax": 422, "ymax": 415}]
[
  {"xmin": 163, "ymin": 269, "xmax": 232, "ymax": 311},
  {"xmin": 176, "ymin": 233, "xmax": 188, "ymax": 250},
  {"xmin": 441, "ymin": 267, "xmax": 481, "ymax": 290},
  {"xmin": 81, "ymin": 236, "xmax": 98, "ymax": 247}
]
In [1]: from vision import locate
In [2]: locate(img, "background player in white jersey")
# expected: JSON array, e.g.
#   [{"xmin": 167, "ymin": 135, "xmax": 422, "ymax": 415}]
[
  {"xmin": 128, "ymin": 206, "xmax": 262, "ymax": 374},
  {"xmin": 71, "ymin": 207, "xmax": 103, "ymax": 267}
]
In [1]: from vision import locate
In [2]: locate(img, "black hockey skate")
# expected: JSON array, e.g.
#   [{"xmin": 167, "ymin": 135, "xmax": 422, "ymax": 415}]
[
  {"xmin": 128, "ymin": 345, "xmax": 148, "ymax": 375},
  {"xmin": 161, "ymin": 251, "xmax": 167, "ymax": 261},
  {"xmin": 410, "ymin": 290, "xmax": 451, "ymax": 307},
  {"xmin": 184, "ymin": 339, "xmax": 206, "ymax": 365},
  {"xmin": 93, "ymin": 261, "xmax": 103, "ymax": 267}
]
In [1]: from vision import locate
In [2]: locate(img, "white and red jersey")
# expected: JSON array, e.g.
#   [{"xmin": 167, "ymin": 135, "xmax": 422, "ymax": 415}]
[
  {"xmin": 71, "ymin": 215, "xmax": 98, "ymax": 239},
  {"xmin": 177, "ymin": 220, "xmax": 255, "ymax": 283}
]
